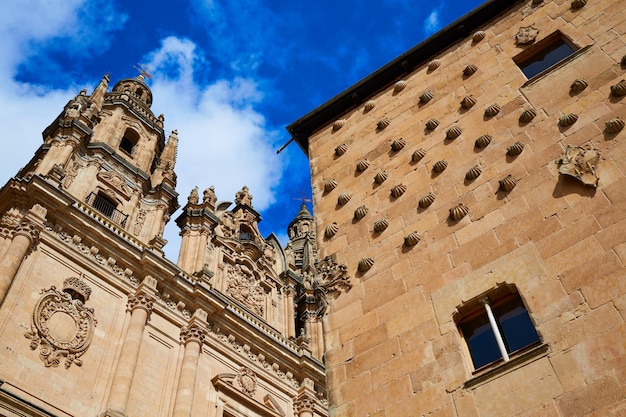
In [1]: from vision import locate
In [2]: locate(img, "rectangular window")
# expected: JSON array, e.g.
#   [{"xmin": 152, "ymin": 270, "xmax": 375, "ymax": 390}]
[
  {"xmin": 514, "ymin": 31, "xmax": 577, "ymax": 79},
  {"xmin": 457, "ymin": 288, "xmax": 540, "ymax": 370}
]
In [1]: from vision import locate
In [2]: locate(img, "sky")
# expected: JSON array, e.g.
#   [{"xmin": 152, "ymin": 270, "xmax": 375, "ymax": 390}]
[{"xmin": 0, "ymin": 0, "xmax": 486, "ymax": 261}]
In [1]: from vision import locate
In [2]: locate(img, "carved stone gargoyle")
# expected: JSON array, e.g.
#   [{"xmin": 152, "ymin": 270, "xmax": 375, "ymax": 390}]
[{"xmin": 556, "ymin": 144, "xmax": 601, "ymax": 188}]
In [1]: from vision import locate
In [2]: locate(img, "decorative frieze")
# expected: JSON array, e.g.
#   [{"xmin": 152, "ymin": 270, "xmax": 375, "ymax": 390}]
[{"xmin": 556, "ymin": 144, "xmax": 601, "ymax": 188}]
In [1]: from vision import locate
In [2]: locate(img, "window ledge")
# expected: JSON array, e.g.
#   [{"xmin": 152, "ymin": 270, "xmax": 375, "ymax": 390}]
[
  {"xmin": 520, "ymin": 45, "xmax": 592, "ymax": 89},
  {"xmin": 464, "ymin": 343, "xmax": 550, "ymax": 389}
]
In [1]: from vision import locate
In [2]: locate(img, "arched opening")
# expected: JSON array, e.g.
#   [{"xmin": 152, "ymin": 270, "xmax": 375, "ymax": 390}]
[{"xmin": 119, "ymin": 128, "xmax": 139, "ymax": 155}]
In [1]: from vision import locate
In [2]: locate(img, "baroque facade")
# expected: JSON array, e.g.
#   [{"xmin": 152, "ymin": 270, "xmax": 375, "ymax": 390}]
[
  {"xmin": 0, "ymin": 74, "xmax": 339, "ymax": 417},
  {"xmin": 288, "ymin": 0, "xmax": 626, "ymax": 416}
]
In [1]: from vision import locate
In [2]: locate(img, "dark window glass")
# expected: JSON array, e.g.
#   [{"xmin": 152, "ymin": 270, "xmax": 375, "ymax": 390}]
[
  {"xmin": 460, "ymin": 313, "xmax": 502, "ymax": 369},
  {"xmin": 517, "ymin": 39, "xmax": 576, "ymax": 78},
  {"xmin": 493, "ymin": 297, "xmax": 540, "ymax": 354}
]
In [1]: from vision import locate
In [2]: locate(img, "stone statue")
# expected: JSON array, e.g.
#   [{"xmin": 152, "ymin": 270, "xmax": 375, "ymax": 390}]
[
  {"xmin": 235, "ymin": 186, "xmax": 253, "ymax": 206},
  {"xmin": 203, "ymin": 186, "xmax": 217, "ymax": 207},
  {"xmin": 188, "ymin": 186, "xmax": 199, "ymax": 205}
]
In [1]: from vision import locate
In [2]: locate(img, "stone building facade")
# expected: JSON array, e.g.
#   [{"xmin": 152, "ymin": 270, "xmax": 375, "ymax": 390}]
[
  {"xmin": 288, "ymin": 0, "xmax": 626, "ymax": 415},
  {"xmin": 0, "ymin": 75, "xmax": 335, "ymax": 417}
]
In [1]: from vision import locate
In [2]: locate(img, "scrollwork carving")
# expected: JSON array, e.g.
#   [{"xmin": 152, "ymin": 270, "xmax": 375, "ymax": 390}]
[{"xmin": 237, "ymin": 367, "xmax": 257, "ymax": 397}]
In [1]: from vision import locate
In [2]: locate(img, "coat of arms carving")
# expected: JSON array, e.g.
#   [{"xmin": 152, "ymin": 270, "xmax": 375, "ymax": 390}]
[
  {"xmin": 556, "ymin": 144, "xmax": 601, "ymax": 188},
  {"xmin": 237, "ymin": 367, "xmax": 257, "ymax": 397},
  {"xmin": 515, "ymin": 26, "xmax": 539, "ymax": 44},
  {"xmin": 24, "ymin": 277, "xmax": 96, "ymax": 368}
]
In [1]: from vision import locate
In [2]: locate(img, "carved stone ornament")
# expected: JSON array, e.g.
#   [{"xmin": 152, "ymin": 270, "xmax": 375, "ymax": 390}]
[
  {"xmin": 391, "ymin": 184, "xmax": 407, "ymax": 198},
  {"xmin": 356, "ymin": 159, "xmax": 370, "ymax": 172},
  {"xmin": 472, "ymin": 31, "xmax": 486, "ymax": 43},
  {"xmin": 377, "ymin": 117, "xmax": 391, "ymax": 130},
  {"xmin": 391, "ymin": 138, "xmax": 406, "ymax": 151},
  {"xmin": 420, "ymin": 90, "xmax": 435, "ymax": 104},
  {"xmin": 374, "ymin": 170, "xmax": 389, "ymax": 184},
  {"xmin": 499, "ymin": 175, "xmax": 517, "ymax": 192},
  {"xmin": 507, "ymin": 141, "xmax": 525, "ymax": 156},
  {"xmin": 449, "ymin": 203, "xmax": 470, "ymax": 221},
  {"xmin": 425, "ymin": 119, "xmax": 440, "ymax": 130},
  {"xmin": 475, "ymin": 135, "xmax": 493, "ymax": 148},
  {"xmin": 226, "ymin": 264, "xmax": 265, "ymax": 317},
  {"xmin": 293, "ymin": 393, "xmax": 317, "ymax": 414},
  {"xmin": 446, "ymin": 126, "xmax": 463, "ymax": 140},
  {"xmin": 373, "ymin": 218, "xmax": 389, "ymax": 233},
  {"xmin": 332, "ymin": 119, "xmax": 346, "ymax": 132},
  {"xmin": 317, "ymin": 254, "xmax": 351, "ymax": 294},
  {"xmin": 515, "ymin": 26, "xmax": 539, "ymax": 45},
  {"xmin": 404, "ymin": 231, "xmax": 421, "ymax": 246},
  {"xmin": 24, "ymin": 278, "xmax": 96, "ymax": 368},
  {"xmin": 97, "ymin": 171, "xmax": 133, "ymax": 199},
  {"xmin": 570, "ymin": 78, "xmax": 588, "ymax": 92},
  {"xmin": 335, "ymin": 143, "xmax": 349, "ymax": 156},
  {"xmin": 237, "ymin": 367, "xmax": 257, "ymax": 397},
  {"xmin": 556, "ymin": 144, "xmax": 601, "ymax": 188},
  {"xmin": 427, "ymin": 59, "xmax": 441, "ymax": 71},
  {"xmin": 180, "ymin": 324, "xmax": 207, "ymax": 345},
  {"xmin": 393, "ymin": 80, "xmax": 407, "ymax": 93},
  {"xmin": 325, "ymin": 222, "xmax": 339, "ymax": 238},
  {"xmin": 559, "ymin": 113, "xmax": 578, "ymax": 127},
  {"xmin": 466, "ymin": 165, "xmax": 482, "ymax": 180},
  {"xmin": 571, "ymin": 0, "xmax": 586, "ymax": 9},
  {"xmin": 484, "ymin": 103, "xmax": 501, "ymax": 118},
  {"xmin": 463, "ymin": 64, "xmax": 479, "ymax": 76},
  {"xmin": 622, "ymin": 54, "xmax": 626, "ymax": 67},
  {"xmin": 354, "ymin": 205, "xmax": 369, "ymax": 220},
  {"xmin": 324, "ymin": 179, "xmax": 338, "ymax": 192},
  {"xmin": 461, "ymin": 95, "xmax": 477, "ymax": 109},
  {"xmin": 605, "ymin": 117, "xmax": 625, "ymax": 134},
  {"xmin": 358, "ymin": 257, "xmax": 375, "ymax": 272},
  {"xmin": 433, "ymin": 160, "xmax": 448, "ymax": 173},
  {"xmin": 412, "ymin": 148, "xmax": 427, "ymax": 162},
  {"xmin": 610, "ymin": 79, "xmax": 626, "ymax": 97},
  {"xmin": 364, "ymin": 100, "xmax": 376, "ymax": 112},
  {"xmin": 337, "ymin": 192, "xmax": 352, "ymax": 205},
  {"xmin": 519, "ymin": 108, "xmax": 537, "ymax": 123},
  {"xmin": 419, "ymin": 192, "xmax": 436, "ymax": 208}
]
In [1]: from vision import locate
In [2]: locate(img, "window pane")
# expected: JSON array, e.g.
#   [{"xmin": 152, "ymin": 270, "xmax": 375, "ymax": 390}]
[
  {"xmin": 519, "ymin": 40, "xmax": 575, "ymax": 78},
  {"xmin": 460, "ymin": 313, "xmax": 502, "ymax": 369},
  {"xmin": 494, "ymin": 298, "xmax": 540, "ymax": 354}
]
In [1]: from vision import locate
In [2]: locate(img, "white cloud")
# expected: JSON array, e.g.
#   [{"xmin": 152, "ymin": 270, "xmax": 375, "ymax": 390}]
[{"xmin": 424, "ymin": 9, "xmax": 441, "ymax": 35}]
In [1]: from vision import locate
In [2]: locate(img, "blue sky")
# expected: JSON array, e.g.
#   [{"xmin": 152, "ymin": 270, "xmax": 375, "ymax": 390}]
[{"xmin": 0, "ymin": 0, "xmax": 485, "ymax": 260}]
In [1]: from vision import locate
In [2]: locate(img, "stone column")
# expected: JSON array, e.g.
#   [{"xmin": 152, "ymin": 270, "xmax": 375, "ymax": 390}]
[
  {"xmin": 172, "ymin": 309, "xmax": 208, "ymax": 417},
  {"xmin": 35, "ymin": 137, "xmax": 79, "ymax": 176},
  {"xmin": 102, "ymin": 276, "xmax": 157, "ymax": 417},
  {"xmin": 293, "ymin": 378, "xmax": 317, "ymax": 417},
  {"xmin": 283, "ymin": 285, "xmax": 296, "ymax": 338},
  {"xmin": 150, "ymin": 202, "xmax": 167, "ymax": 240},
  {"xmin": 0, "ymin": 219, "xmax": 40, "ymax": 307}
]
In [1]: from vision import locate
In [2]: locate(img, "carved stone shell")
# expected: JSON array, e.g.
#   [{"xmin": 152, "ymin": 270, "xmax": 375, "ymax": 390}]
[
  {"xmin": 325, "ymin": 222, "xmax": 339, "ymax": 238},
  {"xmin": 374, "ymin": 170, "xmax": 389, "ymax": 184},
  {"xmin": 420, "ymin": 91, "xmax": 434, "ymax": 103},
  {"xmin": 570, "ymin": 78, "xmax": 588, "ymax": 92},
  {"xmin": 419, "ymin": 192, "xmax": 436, "ymax": 208},
  {"xmin": 335, "ymin": 143, "xmax": 349, "ymax": 156},
  {"xmin": 356, "ymin": 159, "xmax": 370, "ymax": 172},
  {"xmin": 412, "ymin": 148, "xmax": 427, "ymax": 162},
  {"xmin": 428, "ymin": 59, "xmax": 441, "ymax": 71},
  {"xmin": 373, "ymin": 218, "xmax": 389, "ymax": 233},
  {"xmin": 337, "ymin": 192, "xmax": 352, "ymax": 205},
  {"xmin": 559, "ymin": 113, "xmax": 578, "ymax": 127},
  {"xmin": 622, "ymin": 54, "xmax": 626, "ymax": 67},
  {"xmin": 377, "ymin": 117, "xmax": 391, "ymax": 130},
  {"xmin": 446, "ymin": 126, "xmax": 463, "ymax": 140},
  {"xmin": 391, "ymin": 184, "xmax": 407, "ymax": 198},
  {"xmin": 461, "ymin": 95, "xmax": 477, "ymax": 109},
  {"xmin": 610, "ymin": 79, "xmax": 626, "ymax": 97},
  {"xmin": 358, "ymin": 257, "xmax": 375, "ymax": 272},
  {"xmin": 433, "ymin": 160, "xmax": 448, "ymax": 173},
  {"xmin": 475, "ymin": 134, "xmax": 492, "ymax": 148},
  {"xmin": 472, "ymin": 31, "xmax": 486, "ymax": 43},
  {"xmin": 571, "ymin": 0, "xmax": 586, "ymax": 9},
  {"xmin": 391, "ymin": 138, "xmax": 406, "ymax": 151},
  {"xmin": 364, "ymin": 100, "xmax": 376, "ymax": 112},
  {"xmin": 484, "ymin": 103, "xmax": 501, "ymax": 118},
  {"xmin": 354, "ymin": 205, "xmax": 368, "ymax": 220},
  {"xmin": 324, "ymin": 179, "xmax": 338, "ymax": 192},
  {"xmin": 507, "ymin": 141, "xmax": 525, "ymax": 156},
  {"xmin": 499, "ymin": 174, "xmax": 517, "ymax": 192},
  {"xmin": 519, "ymin": 109, "xmax": 537, "ymax": 123},
  {"xmin": 425, "ymin": 119, "xmax": 440, "ymax": 130},
  {"xmin": 404, "ymin": 231, "xmax": 421, "ymax": 246},
  {"xmin": 465, "ymin": 165, "xmax": 482, "ymax": 180},
  {"xmin": 394, "ymin": 80, "xmax": 407, "ymax": 93},
  {"xmin": 463, "ymin": 64, "xmax": 479, "ymax": 76},
  {"xmin": 605, "ymin": 117, "xmax": 625, "ymax": 134},
  {"xmin": 332, "ymin": 119, "xmax": 346, "ymax": 131},
  {"xmin": 449, "ymin": 203, "xmax": 470, "ymax": 221}
]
